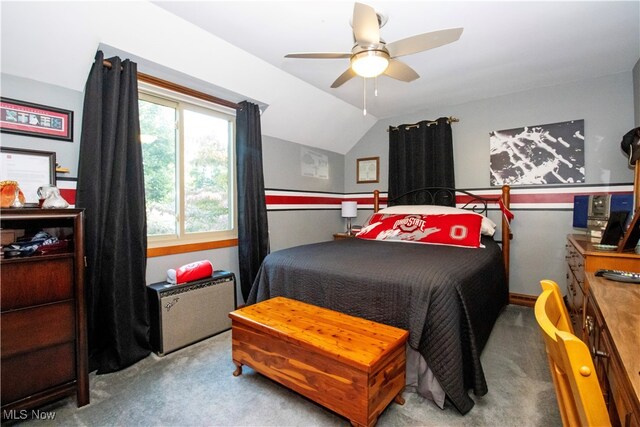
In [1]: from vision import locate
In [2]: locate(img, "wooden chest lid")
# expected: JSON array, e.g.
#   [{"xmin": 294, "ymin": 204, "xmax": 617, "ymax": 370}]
[{"xmin": 229, "ymin": 297, "xmax": 408, "ymax": 372}]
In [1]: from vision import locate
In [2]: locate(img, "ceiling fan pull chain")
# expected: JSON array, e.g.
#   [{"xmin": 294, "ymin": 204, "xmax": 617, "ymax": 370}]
[
  {"xmin": 374, "ymin": 76, "xmax": 378, "ymax": 97},
  {"xmin": 363, "ymin": 78, "xmax": 367, "ymax": 116}
]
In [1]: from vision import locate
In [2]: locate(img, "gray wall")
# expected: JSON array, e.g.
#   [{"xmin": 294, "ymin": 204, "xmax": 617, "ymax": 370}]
[
  {"xmin": 263, "ymin": 135, "xmax": 344, "ymax": 193},
  {"xmin": 0, "ymin": 74, "xmax": 83, "ymax": 178},
  {"xmin": 634, "ymin": 57, "xmax": 640, "ymax": 126},
  {"xmin": 1, "ymin": 73, "xmax": 243, "ymax": 301},
  {"xmin": 0, "ymin": 74, "xmax": 343, "ymax": 304},
  {"xmin": 345, "ymin": 71, "xmax": 636, "ymax": 296},
  {"xmin": 4, "ymin": 69, "xmax": 636, "ymax": 300},
  {"xmin": 262, "ymin": 135, "xmax": 345, "ymax": 251}
]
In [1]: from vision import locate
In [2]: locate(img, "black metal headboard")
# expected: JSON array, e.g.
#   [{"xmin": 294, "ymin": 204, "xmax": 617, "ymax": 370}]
[{"xmin": 387, "ymin": 187, "xmax": 491, "ymax": 215}]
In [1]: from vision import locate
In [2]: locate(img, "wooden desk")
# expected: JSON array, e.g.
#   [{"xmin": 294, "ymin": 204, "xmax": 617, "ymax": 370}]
[
  {"xmin": 565, "ymin": 234, "xmax": 639, "ymax": 340},
  {"xmin": 585, "ymin": 273, "xmax": 640, "ymax": 426}
]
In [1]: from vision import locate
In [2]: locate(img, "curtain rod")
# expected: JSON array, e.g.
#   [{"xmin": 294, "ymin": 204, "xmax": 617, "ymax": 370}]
[
  {"xmin": 102, "ymin": 59, "xmax": 240, "ymax": 110},
  {"xmin": 387, "ymin": 116, "xmax": 460, "ymax": 132}
]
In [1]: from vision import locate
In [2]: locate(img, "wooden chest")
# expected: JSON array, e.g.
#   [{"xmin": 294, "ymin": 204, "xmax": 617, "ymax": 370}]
[{"xmin": 229, "ymin": 297, "xmax": 408, "ymax": 427}]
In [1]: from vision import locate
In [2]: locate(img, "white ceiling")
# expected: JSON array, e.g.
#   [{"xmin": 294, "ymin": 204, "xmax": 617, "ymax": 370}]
[
  {"xmin": 154, "ymin": 1, "xmax": 640, "ymax": 119},
  {"xmin": 1, "ymin": 1, "xmax": 638, "ymax": 155}
]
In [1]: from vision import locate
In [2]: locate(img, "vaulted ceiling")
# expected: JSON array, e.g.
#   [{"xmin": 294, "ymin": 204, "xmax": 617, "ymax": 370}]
[
  {"xmin": 2, "ymin": 1, "xmax": 639, "ymax": 155},
  {"xmin": 155, "ymin": 1, "xmax": 640, "ymax": 119}
]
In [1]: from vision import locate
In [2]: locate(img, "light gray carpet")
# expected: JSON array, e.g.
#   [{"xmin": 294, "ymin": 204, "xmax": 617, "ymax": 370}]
[{"xmin": 24, "ymin": 305, "xmax": 560, "ymax": 426}]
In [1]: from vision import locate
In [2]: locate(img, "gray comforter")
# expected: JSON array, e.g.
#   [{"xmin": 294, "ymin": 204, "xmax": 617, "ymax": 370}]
[{"xmin": 247, "ymin": 236, "xmax": 508, "ymax": 414}]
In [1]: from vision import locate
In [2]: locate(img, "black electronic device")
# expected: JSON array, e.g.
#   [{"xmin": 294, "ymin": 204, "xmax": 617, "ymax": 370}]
[
  {"xmin": 594, "ymin": 269, "xmax": 640, "ymax": 284},
  {"xmin": 580, "ymin": 193, "xmax": 634, "ymax": 242},
  {"xmin": 600, "ymin": 211, "xmax": 629, "ymax": 246}
]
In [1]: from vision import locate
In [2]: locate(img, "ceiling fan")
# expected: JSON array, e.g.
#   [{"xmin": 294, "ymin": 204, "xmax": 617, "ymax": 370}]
[{"xmin": 284, "ymin": 2, "xmax": 464, "ymax": 89}]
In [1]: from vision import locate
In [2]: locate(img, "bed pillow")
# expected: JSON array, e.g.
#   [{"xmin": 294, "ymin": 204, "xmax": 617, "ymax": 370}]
[
  {"xmin": 378, "ymin": 205, "xmax": 496, "ymax": 236},
  {"xmin": 356, "ymin": 213, "xmax": 483, "ymax": 248}
]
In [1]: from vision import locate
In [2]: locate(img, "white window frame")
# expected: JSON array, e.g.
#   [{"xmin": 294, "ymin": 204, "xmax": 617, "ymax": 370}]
[{"xmin": 139, "ymin": 82, "xmax": 237, "ymax": 249}]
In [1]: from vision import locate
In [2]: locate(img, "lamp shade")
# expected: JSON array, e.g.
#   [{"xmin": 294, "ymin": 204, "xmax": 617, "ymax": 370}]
[
  {"xmin": 341, "ymin": 201, "xmax": 357, "ymax": 218},
  {"xmin": 350, "ymin": 51, "xmax": 389, "ymax": 78}
]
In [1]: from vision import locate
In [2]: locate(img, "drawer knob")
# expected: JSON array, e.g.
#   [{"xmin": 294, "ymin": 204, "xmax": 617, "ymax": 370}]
[
  {"xmin": 579, "ymin": 366, "xmax": 592, "ymax": 377},
  {"xmin": 585, "ymin": 315, "xmax": 594, "ymax": 334},
  {"xmin": 591, "ymin": 345, "xmax": 610, "ymax": 359},
  {"xmin": 594, "ymin": 349, "xmax": 609, "ymax": 359}
]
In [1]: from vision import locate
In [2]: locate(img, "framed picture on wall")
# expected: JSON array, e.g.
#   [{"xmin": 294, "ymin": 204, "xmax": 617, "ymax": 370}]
[
  {"xmin": 0, "ymin": 97, "xmax": 73, "ymax": 142},
  {"xmin": 0, "ymin": 147, "xmax": 56, "ymax": 204},
  {"xmin": 357, "ymin": 157, "xmax": 379, "ymax": 184},
  {"xmin": 489, "ymin": 119, "xmax": 584, "ymax": 185}
]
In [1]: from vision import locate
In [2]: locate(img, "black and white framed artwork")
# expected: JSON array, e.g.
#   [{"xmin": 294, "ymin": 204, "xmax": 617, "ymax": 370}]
[{"xmin": 489, "ymin": 119, "xmax": 585, "ymax": 185}]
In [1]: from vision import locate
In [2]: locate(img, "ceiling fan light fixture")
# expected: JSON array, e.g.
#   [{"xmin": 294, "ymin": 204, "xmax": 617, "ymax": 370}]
[{"xmin": 350, "ymin": 50, "xmax": 389, "ymax": 78}]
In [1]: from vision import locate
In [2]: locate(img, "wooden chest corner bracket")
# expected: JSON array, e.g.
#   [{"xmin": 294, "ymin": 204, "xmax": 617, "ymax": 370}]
[{"xmin": 229, "ymin": 297, "xmax": 409, "ymax": 427}]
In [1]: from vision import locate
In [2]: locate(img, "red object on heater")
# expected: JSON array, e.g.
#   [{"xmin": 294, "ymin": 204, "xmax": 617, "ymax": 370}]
[{"xmin": 169, "ymin": 260, "xmax": 213, "ymax": 284}]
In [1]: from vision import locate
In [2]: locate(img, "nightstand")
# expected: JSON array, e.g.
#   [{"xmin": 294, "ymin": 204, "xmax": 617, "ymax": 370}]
[{"xmin": 333, "ymin": 233, "xmax": 356, "ymax": 240}]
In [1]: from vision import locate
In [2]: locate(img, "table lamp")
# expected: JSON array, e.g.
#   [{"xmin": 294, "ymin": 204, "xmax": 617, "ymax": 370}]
[{"xmin": 341, "ymin": 201, "xmax": 358, "ymax": 235}]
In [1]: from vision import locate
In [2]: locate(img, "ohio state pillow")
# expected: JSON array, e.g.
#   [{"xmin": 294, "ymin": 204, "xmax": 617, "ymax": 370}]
[
  {"xmin": 377, "ymin": 205, "xmax": 496, "ymax": 236},
  {"xmin": 356, "ymin": 213, "xmax": 483, "ymax": 248}
]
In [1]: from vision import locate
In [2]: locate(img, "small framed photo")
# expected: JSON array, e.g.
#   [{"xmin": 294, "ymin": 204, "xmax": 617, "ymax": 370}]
[
  {"xmin": 0, "ymin": 147, "xmax": 56, "ymax": 205},
  {"xmin": 357, "ymin": 157, "xmax": 379, "ymax": 184},
  {"xmin": 0, "ymin": 97, "xmax": 73, "ymax": 142}
]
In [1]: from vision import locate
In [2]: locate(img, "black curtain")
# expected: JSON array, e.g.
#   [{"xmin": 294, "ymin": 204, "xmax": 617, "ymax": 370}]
[
  {"xmin": 76, "ymin": 51, "xmax": 150, "ymax": 373},
  {"xmin": 236, "ymin": 101, "xmax": 270, "ymax": 302},
  {"xmin": 388, "ymin": 117, "xmax": 455, "ymax": 206}
]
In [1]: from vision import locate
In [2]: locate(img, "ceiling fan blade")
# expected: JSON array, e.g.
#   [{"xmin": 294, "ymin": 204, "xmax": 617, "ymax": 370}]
[
  {"xmin": 331, "ymin": 68, "xmax": 356, "ymax": 88},
  {"xmin": 384, "ymin": 59, "xmax": 419, "ymax": 82},
  {"xmin": 285, "ymin": 52, "xmax": 351, "ymax": 59},
  {"xmin": 387, "ymin": 27, "xmax": 464, "ymax": 58},
  {"xmin": 352, "ymin": 2, "xmax": 380, "ymax": 45}
]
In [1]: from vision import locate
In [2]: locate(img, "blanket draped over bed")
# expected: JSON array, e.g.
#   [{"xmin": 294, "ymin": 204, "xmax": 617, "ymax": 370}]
[{"xmin": 247, "ymin": 236, "xmax": 508, "ymax": 414}]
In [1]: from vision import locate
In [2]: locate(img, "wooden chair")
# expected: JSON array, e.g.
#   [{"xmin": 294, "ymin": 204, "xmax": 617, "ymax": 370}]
[{"xmin": 535, "ymin": 279, "xmax": 610, "ymax": 427}]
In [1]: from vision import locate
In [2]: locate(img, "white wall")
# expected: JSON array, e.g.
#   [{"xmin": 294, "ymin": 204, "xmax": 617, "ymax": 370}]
[{"xmin": 345, "ymin": 72, "xmax": 636, "ymax": 296}]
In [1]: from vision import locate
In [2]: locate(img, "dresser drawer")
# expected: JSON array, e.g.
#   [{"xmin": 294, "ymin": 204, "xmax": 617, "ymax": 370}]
[
  {"xmin": 0, "ymin": 301, "xmax": 75, "ymax": 358},
  {"xmin": 566, "ymin": 244, "xmax": 584, "ymax": 286},
  {"xmin": 603, "ymin": 330, "xmax": 640, "ymax": 427},
  {"xmin": 0, "ymin": 208, "xmax": 88, "ymax": 411},
  {"xmin": 1, "ymin": 256, "xmax": 74, "ymax": 311},
  {"xmin": 1, "ymin": 342, "xmax": 76, "ymax": 405}
]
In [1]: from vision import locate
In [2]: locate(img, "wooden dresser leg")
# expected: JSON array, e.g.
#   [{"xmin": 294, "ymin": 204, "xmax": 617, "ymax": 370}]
[
  {"xmin": 232, "ymin": 361, "xmax": 243, "ymax": 377},
  {"xmin": 393, "ymin": 393, "xmax": 405, "ymax": 405}
]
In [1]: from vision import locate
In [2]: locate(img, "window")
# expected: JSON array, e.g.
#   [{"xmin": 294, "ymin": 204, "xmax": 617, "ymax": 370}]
[{"xmin": 138, "ymin": 85, "xmax": 236, "ymax": 248}]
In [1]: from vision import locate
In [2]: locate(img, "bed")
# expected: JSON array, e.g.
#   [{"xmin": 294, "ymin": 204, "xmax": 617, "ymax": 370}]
[{"xmin": 247, "ymin": 186, "xmax": 512, "ymax": 414}]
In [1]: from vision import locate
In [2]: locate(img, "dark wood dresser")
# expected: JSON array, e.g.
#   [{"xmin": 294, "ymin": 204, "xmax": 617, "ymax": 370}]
[{"xmin": 1, "ymin": 208, "xmax": 89, "ymax": 414}]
